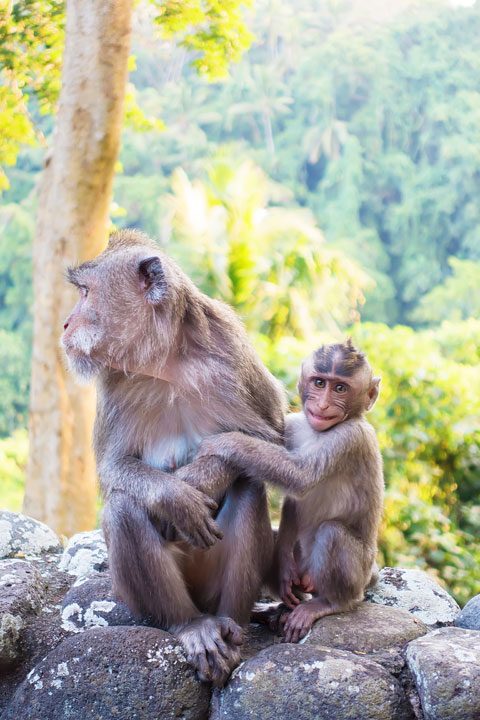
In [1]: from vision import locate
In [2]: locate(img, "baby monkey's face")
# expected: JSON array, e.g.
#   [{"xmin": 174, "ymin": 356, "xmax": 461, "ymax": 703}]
[
  {"xmin": 299, "ymin": 349, "xmax": 380, "ymax": 433},
  {"xmin": 302, "ymin": 373, "xmax": 352, "ymax": 432}
]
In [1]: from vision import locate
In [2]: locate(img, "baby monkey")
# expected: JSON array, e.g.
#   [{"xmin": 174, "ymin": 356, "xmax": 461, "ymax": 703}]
[{"xmin": 197, "ymin": 339, "xmax": 383, "ymax": 643}]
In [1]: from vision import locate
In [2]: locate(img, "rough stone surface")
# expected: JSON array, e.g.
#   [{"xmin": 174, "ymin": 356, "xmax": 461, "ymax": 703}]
[
  {"xmin": 1, "ymin": 512, "xmax": 476, "ymax": 720},
  {"xmin": 366, "ymin": 567, "xmax": 460, "ymax": 626},
  {"xmin": 303, "ymin": 602, "xmax": 427, "ymax": 654},
  {"xmin": 58, "ymin": 529, "xmax": 108, "ymax": 579},
  {"xmin": 0, "ymin": 511, "xmax": 61, "ymax": 559},
  {"xmin": 2, "ymin": 626, "xmax": 210, "ymax": 720},
  {"xmin": 60, "ymin": 575, "xmax": 140, "ymax": 633},
  {"xmin": 211, "ymin": 644, "xmax": 411, "ymax": 720},
  {"xmin": 454, "ymin": 593, "xmax": 480, "ymax": 631},
  {"xmin": 242, "ymin": 621, "xmax": 280, "ymax": 659},
  {"xmin": 0, "ymin": 560, "xmax": 47, "ymax": 667},
  {"xmin": 406, "ymin": 626, "xmax": 480, "ymax": 720}
]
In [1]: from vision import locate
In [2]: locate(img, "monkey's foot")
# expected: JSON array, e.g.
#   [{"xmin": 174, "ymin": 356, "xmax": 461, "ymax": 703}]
[
  {"xmin": 251, "ymin": 603, "xmax": 291, "ymax": 634},
  {"xmin": 175, "ymin": 615, "xmax": 244, "ymax": 687},
  {"xmin": 281, "ymin": 599, "xmax": 341, "ymax": 643}
]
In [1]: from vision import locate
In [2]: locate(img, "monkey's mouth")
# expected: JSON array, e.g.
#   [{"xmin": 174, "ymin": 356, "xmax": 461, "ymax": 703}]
[{"xmin": 307, "ymin": 409, "xmax": 338, "ymax": 422}]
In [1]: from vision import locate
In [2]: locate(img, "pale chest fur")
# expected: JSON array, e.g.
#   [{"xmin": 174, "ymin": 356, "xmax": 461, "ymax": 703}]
[
  {"xmin": 285, "ymin": 412, "xmax": 382, "ymax": 537},
  {"xmin": 109, "ymin": 375, "xmax": 236, "ymax": 472}
]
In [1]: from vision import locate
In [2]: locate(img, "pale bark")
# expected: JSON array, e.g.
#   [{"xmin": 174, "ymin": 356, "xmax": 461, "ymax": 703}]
[{"xmin": 25, "ymin": 0, "xmax": 133, "ymax": 535}]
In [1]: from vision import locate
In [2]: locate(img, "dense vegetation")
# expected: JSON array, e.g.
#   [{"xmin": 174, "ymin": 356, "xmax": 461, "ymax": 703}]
[{"xmin": 0, "ymin": 0, "xmax": 479, "ymax": 602}]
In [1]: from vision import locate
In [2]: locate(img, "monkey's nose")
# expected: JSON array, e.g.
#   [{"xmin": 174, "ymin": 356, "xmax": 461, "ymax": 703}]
[{"xmin": 63, "ymin": 321, "xmax": 69, "ymax": 330}]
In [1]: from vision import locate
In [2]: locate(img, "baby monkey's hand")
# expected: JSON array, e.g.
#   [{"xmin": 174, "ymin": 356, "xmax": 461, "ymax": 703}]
[{"xmin": 279, "ymin": 554, "xmax": 302, "ymax": 609}]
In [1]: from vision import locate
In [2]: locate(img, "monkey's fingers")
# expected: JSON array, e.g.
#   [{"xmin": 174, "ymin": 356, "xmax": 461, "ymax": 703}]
[
  {"xmin": 178, "ymin": 525, "xmax": 214, "ymax": 549},
  {"xmin": 220, "ymin": 618, "xmax": 244, "ymax": 646},
  {"xmin": 205, "ymin": 516, "xmax": 223, "ymax": 540},
  {"xmin": 194, "ymin": 517, "xmax": 223, "ymax": 548},
  {"xmin": 281, "ymin": 583, "xmax": 301, "ymax": 609},
  {"xmin": 282, "ymin": 610, "xmax": 311, "ymax": 644},
  {"xmin": 213, "ymin": 636, "xmax": 232, "ymax": 661},
  {"xmin": 191, "ymin": 650, "xmax": 213, "ymax": 684},
  {"xmin": 209, "ymin": 650, "xmax": 236, "ymax": 688},
  {"xmin": 204, "ymin": 496, "xmax": 218, "ymax": 513},
  {"xmin": 192, "ymin": 525, "xmax": 219, "ymax": 549}
]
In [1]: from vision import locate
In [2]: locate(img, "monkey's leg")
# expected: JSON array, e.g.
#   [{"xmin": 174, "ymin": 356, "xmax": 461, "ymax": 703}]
[
  {"xmin": 282, "ymin": 520, "xmax": 371, "ymax": 643},
  {"xmin": 103, "ymin": 492, "xmax": 200, "ymax": 627},
  {"xmin": 215, "ymin": 479, "xmax": 274, "ymax": 624},
  {"xmin": 178, "ymin": 479, "xmax": 274, "ymax": 687}
]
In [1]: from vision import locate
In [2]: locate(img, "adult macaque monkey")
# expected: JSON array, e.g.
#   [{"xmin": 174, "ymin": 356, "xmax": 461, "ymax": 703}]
[
  {"xmin": 196, "ymin": 340, "xmax": 383, "ymax": 643},
  {"xmin": 61, "ymin": 229, "xmax": 285, "ymax": 686}
]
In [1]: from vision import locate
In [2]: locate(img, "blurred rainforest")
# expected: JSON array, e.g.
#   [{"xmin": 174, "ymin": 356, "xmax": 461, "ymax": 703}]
[{"xmin": 0, "ymin": 0, "xmax": 479, "ymax": 603}]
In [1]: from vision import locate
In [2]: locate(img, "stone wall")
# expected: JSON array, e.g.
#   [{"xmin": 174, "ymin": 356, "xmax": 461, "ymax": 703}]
[{"xmin": 1, "ymin": 510, "xmax": 479, "ymax": 720}]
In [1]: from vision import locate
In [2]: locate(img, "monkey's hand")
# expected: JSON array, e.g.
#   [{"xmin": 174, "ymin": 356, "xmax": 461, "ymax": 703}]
[
  {"xmin": 175, "ymin": 455, "xmax": 237, "ymax": 499},
  {"xmin": 279, "ymin": 554, "xmax": 302, "ymax": 609},
  {"xmin": 148, "ymin": 480, "xmax": 224, "ymax": 549}
]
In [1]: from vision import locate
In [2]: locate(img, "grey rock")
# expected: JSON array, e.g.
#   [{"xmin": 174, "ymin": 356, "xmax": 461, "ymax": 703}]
[
  {"xmin": 211, "ymin": 644, "xmax": 410, "ymax": 720},
  {"xmin": 455, "ymin": 593, "xmax": 480, "ymax": 631},
  {"xmin": 406, "ymin": 626, "xmax": 480, "ymax": 720},
  {"xmin": 366, "ymin": 567, "xmax": 460, "ymax": 626},
  {"xmin": 0, "ymin": 511, "xmax": 61, "ymax": 559},
  {"xmin": 303, "ymin": 602, "xmax": 427, "ymax": 655},
  {"xmin": 2, "ymin": 626, "xmax": 210, "ymax": 720},
  {"xmin": 60, "ymin": 575, "xmax": 140, "ymax": 632},
  {"xmin": 58, "ymin": 528, "xmax": 108, "ymax": 579},
  {"xmin": 242, "ymin": 621, "xmax": 279, "ymax": 659},
  {"xmin": 0, "ymin": 560, "xmax": 46, "ymax": 667}
]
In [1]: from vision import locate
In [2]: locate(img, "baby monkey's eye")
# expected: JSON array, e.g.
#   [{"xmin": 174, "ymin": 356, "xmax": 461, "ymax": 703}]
[
  {"xmin": 79, "ymin": 285, "xmax": 89, "ymax": 298},
  {"xmin": 335, "ymin": 383, "xmax": 347, "ymax": 393},
  {"xmin": 313, "ymin": 378, "xmax": 325, "ymax": 388}
]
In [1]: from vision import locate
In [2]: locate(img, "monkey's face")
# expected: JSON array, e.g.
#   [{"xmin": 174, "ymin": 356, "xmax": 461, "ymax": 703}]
[
  {"xmin": 299, "ymin": 363, "xmax": 380, "ymax": 432},
  {"xmin": 61, "ymin": 249, "xmax": 170, "ymax": 382},
  {"xmin": 301, "ymin": 373, "xmax": 351, "ymax": 431}
]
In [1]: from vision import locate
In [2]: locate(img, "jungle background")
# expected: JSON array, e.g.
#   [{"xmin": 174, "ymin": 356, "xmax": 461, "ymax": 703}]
[{"xmin": 0, "ymin": 0, "xmax": 479, "ymax": 604}]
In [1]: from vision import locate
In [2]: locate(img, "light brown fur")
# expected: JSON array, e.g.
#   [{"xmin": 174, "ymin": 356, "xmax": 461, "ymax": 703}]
[
  {"xmin": 197, "ymin": 342, "xmax": 384, "ymax": 642},
  {"xmin": 61, "ymin": 229, "xmax": 286, "ymax": 685}
]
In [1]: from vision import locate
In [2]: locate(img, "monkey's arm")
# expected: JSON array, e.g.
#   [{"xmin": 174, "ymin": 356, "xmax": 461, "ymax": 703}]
[
  {"xmin": 197, "ymin": 424, "xmax": 359, "ymax": 498},
  {"xmin": 98, "ymin": 455, "xmax": 223, "ymax": 549},
  {"xmin": 174, "ymin": 456, "xmax": 239, "ymax": 499}
]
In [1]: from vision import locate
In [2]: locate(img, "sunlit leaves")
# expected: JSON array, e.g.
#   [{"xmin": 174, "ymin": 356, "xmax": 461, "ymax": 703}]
[
  {"xmin": 151, "ymin": 0, "xmax": 253, "ymax": 79},
  {"xmin": 412, "ymin": 258, "xmax": 480, "ymax": 324},
  {"xmin": 261, "ymin": 319, "xmax": 480, "ymax": 604},
  {"xmin": 163, "ymin": 155, "xmax": 370, "ymax": 341},
  {"xmin": 0, "ymin": 0, "xmax": 64, "ymax": 181}
]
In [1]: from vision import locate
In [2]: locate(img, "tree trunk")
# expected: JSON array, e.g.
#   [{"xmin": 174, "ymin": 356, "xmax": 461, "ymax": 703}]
[{"xmin": 24, "ymin": 0, "xmax": 133, "ymax": 536}]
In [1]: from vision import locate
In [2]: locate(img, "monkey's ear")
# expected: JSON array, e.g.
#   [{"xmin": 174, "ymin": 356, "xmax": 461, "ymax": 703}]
[
  {"xmin": 138, "ymin": 256, "xmax": 166, "ymax": 304},
  {"xmin": 366, "ymin": 376, "xmax": 381, "ymax": 411}
]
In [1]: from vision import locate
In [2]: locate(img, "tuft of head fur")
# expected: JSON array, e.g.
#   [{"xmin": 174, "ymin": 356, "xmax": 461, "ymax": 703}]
[
  {"xmin": 312, "ymin": 339, "xmax": 369, "ymax": 379},
  {"xmin": 104, "ymin": 229, "xmax": 158, "ymax": 254}
]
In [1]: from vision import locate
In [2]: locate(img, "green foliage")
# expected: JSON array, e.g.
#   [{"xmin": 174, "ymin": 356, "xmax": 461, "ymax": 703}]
[
  {"xmin": 0, "ymin": 202, "xmax": 33, "ymax": 435},
  {"xmin": 0, "ymin": 429, "xmax": 28, "ymax": 512},
  {"xmin": 0, "ymin": 0, "xmax": 65, "ymax": 187},
  {"xmin": 152, "ymin": 0, "xmax": 253, "ymax": 79},
  {"xmin": 0, "ymin": 0, "xmax": 479, "ymax": 603},
  {"xmin": 412, "ymin": 258, "xmax": 480, "ymax": 325},
  {"xmin": 117, "ymin": 0, "xmax": 480, "ymax": 326},
  {"xmin": 163, "ymin": 154, "xmax": 370, "ymax": 340},
  {"xmin": 260, "ymin": 321, "xmax": 480, "ymax": 604}
]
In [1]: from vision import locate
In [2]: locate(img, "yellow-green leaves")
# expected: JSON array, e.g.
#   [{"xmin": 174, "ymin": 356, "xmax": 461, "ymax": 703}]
[{"xmin": 151, "ymin": 0, "xmax": 253, "ymax": 79}]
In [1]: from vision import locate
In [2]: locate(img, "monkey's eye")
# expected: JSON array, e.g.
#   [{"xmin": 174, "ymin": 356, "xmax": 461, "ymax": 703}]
[
  {"xmin": 334, "ymin": 383, "xmax": 347, "ymax": 393},
  {"xmin": 79, "ymin": 285, "xmax": 89, "ymax": 298},
  {"xmin": 313, "ymin": 378, "xmax": 325, "ymax": 388}
]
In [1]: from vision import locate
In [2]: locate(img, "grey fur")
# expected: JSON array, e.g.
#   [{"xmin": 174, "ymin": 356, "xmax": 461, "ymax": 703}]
[
  {"xmin": 61, "ymin": 229, "xmax": 286, "ymax": 686},
  {"xmin": 198, "ymin": 349, "xmax": 384, "ymax": 642}
]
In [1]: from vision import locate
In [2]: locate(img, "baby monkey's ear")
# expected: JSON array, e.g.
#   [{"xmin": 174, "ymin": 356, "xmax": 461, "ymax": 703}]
[
  {"xmin": 138, "ymin": 256, "xmax": 167, "ymax": 304},
  {"xmin": 366, "ymin": 376, "xmax": 381, "ymax": 411}
]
